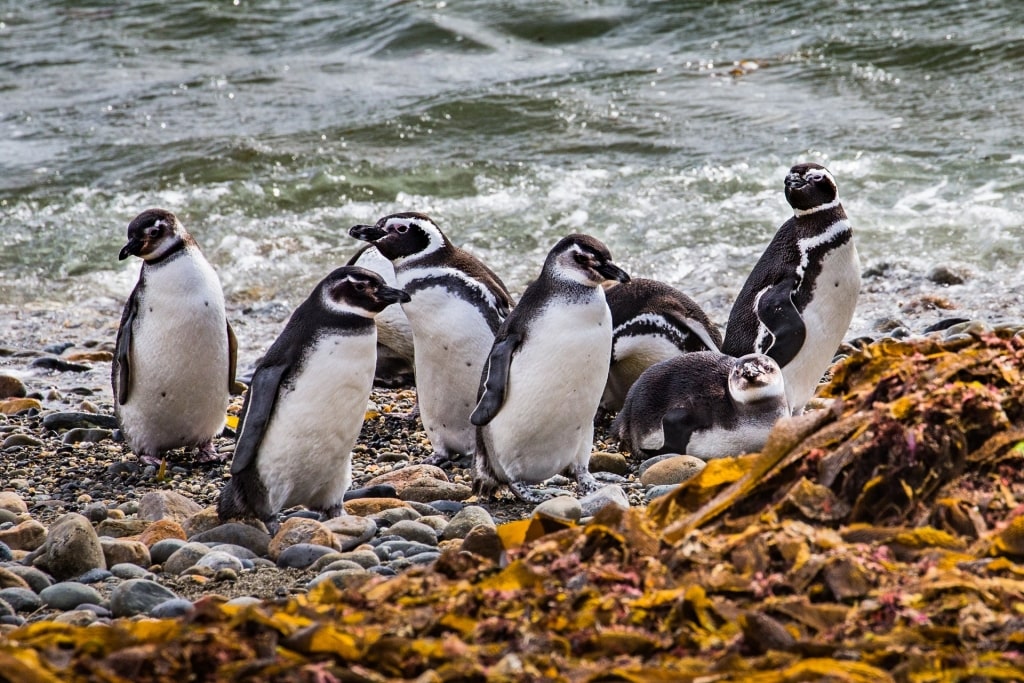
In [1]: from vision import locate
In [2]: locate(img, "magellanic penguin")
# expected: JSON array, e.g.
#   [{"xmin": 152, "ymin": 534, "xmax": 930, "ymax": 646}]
[
  {"xmin": 613, "ymin": 351, "xmax": 790, "ymax": 460},
  {"xmin": 349, "ymin": 212, "xmax": 513, "ymax": 463},
  {"xmin": 217, "ymin": 266, "xmax": 410, "ymax": 527},
  {"xmin": 721, "ymin": 163, "xmax": 861, "ymax": 413},
  {"xmin": 112, "ymin": 208, "xmax": 237, "ymax": 466},
  {"xmin": 602, "ymin": 277, "xmax": 723, "ymax": 412},
  {"xmin": 471, "ymin": 234, "xmax": 630, "ymax": 502},
  {"xmin": 346, "ymin": 244, "xmax": 416, "ymax": 387}
]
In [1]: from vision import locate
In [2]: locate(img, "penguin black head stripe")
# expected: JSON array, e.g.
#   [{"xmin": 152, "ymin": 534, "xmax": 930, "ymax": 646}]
[
  {"xmin": 322, "ymin": 267, "xmax": 412, "ymax": 317},
  {"xmin": 549, "ymin": 233, "xmax": 631, "ymax": 287},
  {"xmin": 784, "ymin": 163, "xmax": 839, "ymax": 215},
  {"xmin": 349, "ymin": 212, "xmax": 445, "ymax": 263},
  {"xmin": 119, "ymin": 208, "xmax": 192, "ymax": 263}
]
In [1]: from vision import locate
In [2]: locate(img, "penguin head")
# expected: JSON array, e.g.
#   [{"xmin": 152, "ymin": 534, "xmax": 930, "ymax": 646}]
[
  {"xmin": 784, "ymin": 163, "xmax": 839, "ymax": 214},
  {"xmin": 728, "ymin": 353, "xmax": 788, "ymax": 406},
  {"xmin": 119, "ymin": 208, "xmax": 191, "ymax": 262},
  {"xmin": 319, "ymin": 266, "xmax": 411, "ymax": 317},
  {"xmin": 547, "ymin": 234, "xmax": 631, "ymax": 287},
  {"xmin": 348, "ymin": 212, "xmax": 448, "ymax": 263}
]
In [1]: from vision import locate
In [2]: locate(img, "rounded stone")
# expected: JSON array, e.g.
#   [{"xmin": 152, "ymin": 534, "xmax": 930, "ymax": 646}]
[
  {"xmin": 101, "ymin": 539, "xmax": 151, "ymax": 568},
  {"xmin": 0, "ymin": 374, "xmax": 27, "ymax": 399},
  {"xmin": 0, "ymin": 541, "xmax": 12, "ymax": 562},
  {"xmin": 195, "ymin": 551, "xmax": 244, "ymax": 573},
  {"xmin": 589, "ymin": 451, "xmax": 629, "ymax": 475},
  {"xmin": 149, "ymin": 598, "xmax": 196, "ymax": 619},
  {"xmin": 580, "ymin": 485, "xmax": 630, "ymax": 517},
  {"xmin": 33, "ymin": 513, "xmax": 106, "ymax": 580},
  {"xmin": 2, "ymin": 434, "xmax": 44, "ymax": 448},
  {"xmin": 110, "ymin": 563, "xmax": 153, "ymax": 580},
  {"xmin": 39, "ymin": 581, "xmax": 103, "ymax": 610},
  {"xmin": 138, "ymin": 520, "xmax": 188, "ymax": 547},
  {"xmin": 109, "ymin": 579, "xmax": 180, "ymax": 618},
  {"xmin": 307, "ymin": 568, "xmax": 368, "ymax": 590},
  {"xmin": 0, "ymin": 566, "xmax": 29, "ymax": 590},
  {"xmin": 268, "ymin": 518, "xmax": 333, "ymax": 561},
  {"xmin": 0, "ymin": 587, "xmax": 42, "ymax": 612},
  {"xmin": 150, "ymin": 539, "xmax": 188, "ymax": 565},
  {"xmin": 5, "ymin": 566, "xmax": 53, "ymax": 593},
  {"xmin": 460, "ymin": 525, "xmax": 504, "ymax": 563},
  {"xmin": 368, "ymin": 507, "xmax": 422, "ymax": 527},
  {"xmin": 52, "ymin": 610, "xmax": 99, "ymax": 626},
  {"xmin": 76, "ymin": 568, "xmax": 113, "ymax": 584},
  {"xmin": 0, "ymin": 519, "xmax": 47, "ymax": 551},
  {"xmin": 163, "ymin": 543, "xmax": 212, "ymax": 576},
  {"xmin": 645, "ymin": 484, "xmax": 679, "ymax": 502},
  {"xmin": 82, "ymin": 502, "xmax": 110, "ymax": 524},
  {"xmin": 386, "ymin": 520, "xmax": 438, "ymax": 546},
  {"xmin": 138, "ymin": 491, "xmax": 205, "ymax": 525},
  {"xmin": 277, "ymin": 543, "xmax": 338, "ymax": 569},
  {"xmin": 334, "ymin": 549, "xmax": 380, "ymax": 569},
  {"xmin": 442, "ymin": 505, "xmax": 496, "ymax": 541},
  {"xmin": 208, "ymin": 543, "xmax": 259, "ymax": 560},
  {"xmin": 533, "ymin": 496, "xmax": 583, "ymax": 523},
  {"xmin": 639, "ymin": 455, "xmax": 707, "ymax": 487},
  {"xmin": 322, "ymin": 516, "xmax": 377, "ymax": 552},
  {"xmin": 189, "ymin": 523, "xmax": 270, "ymax": 557}
]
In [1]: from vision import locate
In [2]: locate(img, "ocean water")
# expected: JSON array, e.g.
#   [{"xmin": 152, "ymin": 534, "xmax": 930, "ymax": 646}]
[{"xmin": 2, "ymin": 0, "xmax": 1023, "ymax": 338}]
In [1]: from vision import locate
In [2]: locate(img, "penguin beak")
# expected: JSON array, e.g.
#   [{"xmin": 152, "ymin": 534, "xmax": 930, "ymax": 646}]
[
  {"xmin": 596, "ymin": 261, "xmax": 630, "ymax": 284},
  {"xmin": 378, "ymin": 285, "xmax": 411, "ymax": 305},
  {"xmin": 784, "ymin": 173, "xmax": 807, "ymax": 190},
  {"xmin": 349, "ymin": 224, "xmax": 386, "ymax": 242},
  {"xmin": 119, "ymin": 239, "xmax": 143, "ymax": 260}
]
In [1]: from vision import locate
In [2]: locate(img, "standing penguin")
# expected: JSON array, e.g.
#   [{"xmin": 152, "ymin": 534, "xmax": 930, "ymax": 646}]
[
  {"xmin": 217, "ymin": 266, "xmax": 409, "ymax": 526},
  {"xmin": 602, "ymin": 278, "xmax": 723, "ymax": 412},
  {"xmin": 113, "ymin": 208, "xmax": 237, "ymax": 466},
  {"xmin": 614, "ymin": 351, "xmax": 789, "ymax": 460},
  {"xmin": 471, "ymin": 234, "xmax": 630, "ymax": 502},
  {"xmin": 349, "ymin": 212, "xmax": 513, "ymax": 463},
  {"xmin": 722, "ymin": 163, "xmax": 860, "ymax": 413}
]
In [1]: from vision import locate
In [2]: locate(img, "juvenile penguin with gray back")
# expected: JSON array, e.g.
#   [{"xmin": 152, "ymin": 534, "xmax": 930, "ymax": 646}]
[
  {"xmin": 217, "ymin": 266, "xmax": 409, "ymax": 527},
  {"xmin": 113, "ymin": 208, "xmax": 237, "ymax": 466},
  {"xmin": 602, "ymin": 277, "xmax": 723, "ymax": 412},
  {"xmin": 722, "ymin": 163, "xmax": 860, "ymax": 413},
  {"xmin": 471, "ymin": 234, "xmax": 630, "ymax": 502},
  {"xmin": 349, "ymin": 212, "xmax": 513, "ymax": 463},
  {"xmin": 614, "ymin": 351, "xmax": 789, "ymax": 460}
]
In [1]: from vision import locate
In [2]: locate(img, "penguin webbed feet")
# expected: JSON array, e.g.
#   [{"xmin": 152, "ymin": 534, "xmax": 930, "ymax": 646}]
[
  {"xmin": 196, "ymin": 439, "xmax": 227, "ymax": 464},
  {"xmin": 318, "ymin": 504, "xmax": 347, "ymax": 521},
  {"xmin": 572, "ymin": 465, "xmax": 603, "ymax": 496},
  {"xmin": 506, "ymin": 481, "xmax": 564, "ymax": 504}
]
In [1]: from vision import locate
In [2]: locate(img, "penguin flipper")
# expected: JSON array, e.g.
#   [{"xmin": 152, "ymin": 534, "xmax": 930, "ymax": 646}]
[
  {"xmin": 756, "ymin": 278, "xmax": 806, "ymax": 368},
  {"xmin": 659, "ymin": 405, "xmax": 697, "ymax": 455},
  {"xmin": 226, "ymin": 321, "xmax": 240, "ymax": 394},
  {"xmin": 114, "ymin": 292, "xmax": 139, "ymax": 406},
  {"xmin": 470, "ymin": 332, "xmax": 522, "ymax": 426},
  {"xmin": 230, "ymin": 363, "xmax": 288, "ymax": 474}
]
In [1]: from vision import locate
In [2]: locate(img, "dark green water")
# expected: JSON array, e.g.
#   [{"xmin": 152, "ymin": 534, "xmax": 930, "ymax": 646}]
[{"xmin": 2, "ymin": 1, "xmax": 1023, "ymax": 334}]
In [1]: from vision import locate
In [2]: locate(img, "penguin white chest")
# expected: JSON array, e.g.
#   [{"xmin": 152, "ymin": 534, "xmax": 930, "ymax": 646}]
[
  {"xmin": 120, "ymin": 255, "xmax": 229, "ymax": 454},
  {"xmin": 788, "ymin": 239, "xmax": 861, "ymax": 410},
  {"xmin": 486, "ymin": 299, "xmax": 612, "ymax": 482},
  {"xmin": 256, "ymin": 332, "xmax": 377, "ymax": 512}
]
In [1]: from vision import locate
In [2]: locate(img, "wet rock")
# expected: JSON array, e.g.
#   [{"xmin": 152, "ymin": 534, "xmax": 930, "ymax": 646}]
[
  {"xmin": 32, "ymin": 513, "xmax": 106, "ymax": 580},
  {"xmin": 533, "ymin": 496, "xmax": 582, "ymax": 523},
  {"xmin": 101, "ymin": 539, "xmax": 151, "ymax": 568},
  {"xmin": 268, "ymin": 518, "xmax": 334, "ymax": 560},
  {"xmin": 277, "ymin": 543, "xmax": 337, "ymax": 569},
  {"xmin": 109, "ymin": 579, "xmax": 179, "ymax": 618},
  {"xmin": 0, "ymin": 374, "xmax": 27, "ymax": 399},
  {"xmin": 589, "ymin": 451, "xmax": 629, "ymax": 475},
  {"xmin": 442, "ymin": 505, "xmax": 496, "ymax": 541},
  {"xmin": 639, "ymin": 455, "xmax": 707, "ymax": 486},
  {"xmin": 580, "ymin": 485, "xmax": 630, "ymax": 517},
  {"xmin": 645, "ymin": 484, "xmax": 679, "ymax": 502},
  {"xmin": 0, "ymin": 492, "xmax": 28, "ymax": 515},
  {"xmin": 323, "ymin": 516, "xmax": 377, "ymax": 552},
  {"xmin": 189, "ymin": 523, "xmax": 270, "ymax": 557},
  {"xmin": 110, "ymin": 563, "xmax": 153, "ymax": 580},
  {"xmin": 39, "ymin": 582, "xmax": 103, "ymax": 610},
  {"xmin": 138, "ymin": 491, "xmax": 205, "ymax": 525},
  {"xmin": 30, "ymin": 357, "xmax": 92, "ymax": 373},
  {"xmin": 4, "ymin": 566, "xmax": 52, "ymax": 593}
]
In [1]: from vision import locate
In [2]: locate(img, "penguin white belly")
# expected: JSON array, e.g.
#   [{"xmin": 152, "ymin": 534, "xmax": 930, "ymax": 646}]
[
  {"xmin": 686, "ymin": 412, "xmax": 783, "ymax": 459},
  {"xmin": 486, "ymin": 302, "xmax": 612, "ymax": 483},
  {"xmin": 120, "ymin": 257, "xmax": 229, "ymax": 454},
  {"xmin": 256, "ymin": 333, "xmax": 376, "ymax": 512},
  {"xmin": 786, "ymin": 242, "xmax": 861, "ymax": 410},
  {"xmin": 603, "ymin": 334, "xmax": 684, "ymax": 410},
  {"xmin": 403, "ymin": 286, "xmax": 494, "ymax": 456}
]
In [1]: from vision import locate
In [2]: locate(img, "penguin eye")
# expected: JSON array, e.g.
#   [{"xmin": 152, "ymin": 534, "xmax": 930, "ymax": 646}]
[
  {"xmin": 145, "ymin": 226, "xmax": 162, "ymax": 238},
  {"xmin": 396, "ymin": 224, "xmax": 409, "ymax": 234},
  {"xmin": 354, "ymin": 281, "xmax": 367, "ymax": 292},
  {"xmin": 806, "ymin": 171, "xmax": 824, "ymax": 183}
]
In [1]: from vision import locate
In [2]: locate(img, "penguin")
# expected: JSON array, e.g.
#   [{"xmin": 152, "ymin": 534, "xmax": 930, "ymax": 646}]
[
  {"xmin": 471, "ymin": 234, "xmax": 630, "ymax": 503},
  {"xmin": 601, "ymin": 277, "xmax": 723, "ymax": 412},
  {"xmin": 112, "ymin": 208, "xmax": 237, "ymax": 466},
  {"xmin": 349, "ymin": 212, "xmax": 513, "ymax": 463},
  {"xmin": 613, "ymin": 351, "xmax": 789, "ymax": 460},
  {"xmin": 721, "ymin": 162, "xmax": 861, "ymax": 413},
  {"xmin": 346, "ymin": 244, "xmax": 416, "ymax": 387},
  {"xmin": 217, "ymin": 266, "xmax": 410, "ymax": 526}
]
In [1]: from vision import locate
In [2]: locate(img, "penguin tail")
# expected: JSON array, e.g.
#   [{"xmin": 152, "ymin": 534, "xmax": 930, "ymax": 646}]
[{"xmin": 217, "ymin": 471, "xmax": 273, "ymax": 523}]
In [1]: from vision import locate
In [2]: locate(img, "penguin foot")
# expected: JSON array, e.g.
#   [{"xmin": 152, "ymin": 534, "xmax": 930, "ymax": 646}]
[
  {"xmin": 319, "ymin": 504, "xmax": 347, "ymax": 521},
  {"xmin": 196, "ymin": 440, "xmax": 226, "ymax": 463},
  {"xmin": 422, "ymin": 451, "xmax": 451, "ymax": 466},
  {"xmin": 507, "ymin": 481, "xmax": 561, "ymax": 504},
  {"xmin": 138, "ymin": 453, "xmax": 164, "ymax": 467},
  {"xmin": 573, "ymin": 467, "xmax": 602, "ymax": 496},
  {"xmin": 390, "ymin": 402, "xmax": 421, "ymax": 422}
]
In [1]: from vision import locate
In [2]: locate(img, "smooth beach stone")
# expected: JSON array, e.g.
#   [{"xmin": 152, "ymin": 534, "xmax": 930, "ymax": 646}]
[
  {"xmin": 39, "ymin": 581, "xmax": 103, "ymax": 610},
  {"xmin": 344, "ymin": 484, "xmax": 399, "ymax": 501},
  {"xmin": 30, "ymin": 357, "xmax": 92, "ymax": 373},
  {"xmin": 189, "ymin": 523, "xmax": 270, "ymax": 557},
  {"xmin": 0, "ymin": 510, "xmax": 19, "ymax": 527},
  {"xmin": 0, "ymin": 398, "xmax": 42, "ymax": 415},
  {"xmin": 637, "ymin": 454, "xmax": 680, "ymax": 478},
  {"xmin": 61, "ymin": 428, "xmax": 113, "ymax": 445},
  {"xmin": 110, "ymin": 563, "xmax": 153, "ymax": 580},
  {"xmin": 33, "ymin": 513, "xmax": 106, "ymax": 580},
  {"xmin": 401, "ymin": 481, "xmax": 473, "ymax": 504},
  {"xmin": 416, "ymin": 515, "xmax": 449, "ymax": 534},
  {"xmin": 195, "ymin": 551, "xmax": 244, "ymax": 573},
  {"xmin": 163, "ymin": 543, "xmax": 212, "ymax": 576},
  {"xmin": 589, "ymin": 451, "xmax": 629, "ymax": 475},
  {"xmin": 639, "ymin": 455, "xmax": 707, "ymax": 487},
  {"xmin": 309, "ymin": 553, "xmax": 347, "ymax": 573},
  {"xmin": 343, "ymin": 498, "xmax": 413, "ymax": 516},
  {"xmin": 315, "ymin": 560, "xmax": 366, "ymax": 575},
  {"xmin": 645, "ymin": 485, "xmax": 679, "ymax": 503},
  {"xmin": 101, "ymin": 539, "xmax": 151, "ymax": 568},
  {"xmin": 75, "ymin": 568, "xmax": 113, "ymax": 584},
  {"xmin": 42, "ymin": 412, "xmax": 119, "ymax": 431},
  {"xmin": 442, "ymin": 506, "xmax": 496, "ymax": 541},
  {"xmin": 52, "ymin": 610, "xmax": 99, "ymax": 626},
  {"xmin": 0, "ymin": 519, "xmax": 46, "ymax": 551},
  {"xmin": 277, "ymin": 544, "xmax": 337, "ymax": 569},
  {"xmin": 150, "ymin": 539, "xmax": 188, "ymax": 565},
  {"xmin": 368, "ymin": 507, "xmax": 422, "ymax": 527},
  {"xmin": 533, "ymin": 496, "xmax": 583, "ymax": 522},
  {"xmin": 3, "ymin": 434, "xmax": 44, "ymax": 448},
  {"xmin": 404, "ymin": 551, "xmax": 441, "ymax": 566},
  {"xmin": 580, "ymin": 485, "xmax": 630, "ymax": 517},
  {"xmin": 386, "ymin": 520, "xmax": 438, "ymax": 546},
  {"xmin": 364, "ymin": 464, "xmax": 449, "ymax": 495},
  {"xmin": 334, "ymin": 549, "xmax": 380, "ymax": 569},
  {"xmin": 4, "ymin": 566, "xmax": 52, "ymax": 593},
  {"xmin": 208, "ymin": 543, "xmax": 259, "ymax": 560},
  {"xmin": 226, "ymin": 596, "xmax": 262, "ymax": 608},
  {"xmin": 0, "ymin": 374, "xmax": 27, "ymax": 399},
  {"xmin": 323, "ymin": 516, "xmax": 377, "ymax": 552},
  {"xmin": 428, "ymin": 500, "xmax": 465, "ymax": 515},
  {"xmin": 0, "ymin": 567, "xmax": 29, "ymax": 590},
  {"xmin": 0, "ymin": 541, "xmax": 12, "ymax": 562},
  {"xmin": 96, "ymin": 518, "xmax": 149, "ymax": 538},
  {"xmin": 149, "ymin": 598, "xmax": 196, "ymax": 619},
  {"xmin": 82, "ymin": 502, "xmax": 110, "ymax": 523},
  {"xmin": 368, "ymin": 565, "xmax": 398, "ymax": 577},
  {"xmin": 109, "ymin": 579, "xmax": 179, "ymax": 618},
  {"xmin": 181, "ymin": 507, "xmax": 223, "ymax": 538},
  {"xmin": 307, "ymin": 568, "xmax": 368, "ymax": 591},
  {"xmin": 138, "ymin": 520, "xmax": 188, "ymax": 547},
  {"xmin": 460, "ymin": 525, "xmax": 504, "ymax": 563},
  {"xmin": 0, "ymin": 587, "xmax": 42, "ymax": 612},
  {"xmin": 268, "ymin": 518, "xmax": 333, "ymax": 561},
  {"xmin": 374, "ymin": 540, "xmax": 437, "ymax": 560}
]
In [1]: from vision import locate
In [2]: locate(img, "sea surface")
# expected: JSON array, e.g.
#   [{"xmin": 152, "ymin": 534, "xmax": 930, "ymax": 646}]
[{"xmin": 2, "ymin": 0, "xmax": 1023, "ymax": 339}]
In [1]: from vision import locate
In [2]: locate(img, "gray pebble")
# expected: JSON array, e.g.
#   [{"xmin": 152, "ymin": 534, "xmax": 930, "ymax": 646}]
[
  {"xmin": 442, "ymin": 505, "xmax": 496, "ymax": 540},
  {"xmin": 149, "ymin": 598, "xmax": 196, "ymax": 619},
  {"xmin": 3, "ymin": 434, "xmax": 44, "ymax": 449},
  {"xmin": 82, "ymin": 502, "xmax": 109, "ymax": 523},
  {"xmin": 375, "ymin": 540, "xmax": 437, "ymax": 560},
  {"xmin": 307, "ymin": 568, "xmax": 367, "ymax": 590},
  {"xmin": 41, "ymin": 411, "xmax": 118, "ymax": 431},
  {"xmin": 0, "ymin": 587, "xmax": 42, "ymax": 612},
  {"xmin": 195, "ymin": 551, "xmax": 245, "ymax": 573},
  {"xmin": 580, "ymin": 485, "xmax": 630, "ymax": 517},
  {"xmin": 644, "ymin": 485, "xmax": 679, "ymax": 503},
  {"xmin": 0, "ymin": 540, "xmax": 11, "ymax": 561},
  {"xmin": 5, "ymin": 566, "xmax": 52, "ymax": 592},
  {"xmin": 387, "ymin": 520, "xmax": 438, "ymax": 546},
  {"xmin": 368, "ymin": 565, "xmax": 397, "ymax": 577},
  {"xmin": 428, "ymin": 500, "xmax": 465, "ymax": 515},
  {"xmin": 208, "ymin": 543, "xmax": 259, "ymax": 560},
  {"xmin": 277, "ymin": 544, "xmax": 337, "ymax": 569},
  {"xmin": 39, "ymin": 581, "xmax": 103, "ymax": 610},
  {"xmin": 638, "ymin": 454, "xmax": 681, "ymax": 478},
  {"xmin": 369, "ymin": 507, "xmax": 422, "ymax": 527},
  {"xmin": 0, "ymin": 511, "xmax": 18, "ymax": 527},
  {"xmin": 150, "ymin": 539, "xmax": 188, "ymax": 565},
  {"xmin": 76, "ymin": 568, "xmax": 113, "ymax": 584},
  {"xmin": 324, "ymin": 516, "xmax": 377, "ymax": 552},
  {"xmin": 533, "ymin": 496, "xmax": 582, "ymax": 523},
  {"xmin": 109, "ymin": 579, "xmax": 180, "ymax": 618},
  {"xmin": 164, "ymin": 543, "xmax": 211, "ymax": 576},
  {"xmin": 404, "ymin": 551, "xmax": 441, "ymax": 565},
  {"xmin": 309, "ymin": 553, "xmax": 347, "ymax": 573},
  {"xmin": 110, "ymin": 563, "xmax": 154, "ymax": 580},
  {"xmin": 62, "ymin": 428, "xmax": 114, "ymax": 445},
  {"xmin": 226, "ymin": 596, "xmax": 262, "ymax": 608},
  {"xmin": 316, "ymin": 559, "xmax": 366, "ymax": 574},
  {"xmin": 189, "ymin": 523, "xmax": 270, "ymax": 557},
  {"xmin": 335, "ymin": 549, "xmax": 380, "ymax": 569}
]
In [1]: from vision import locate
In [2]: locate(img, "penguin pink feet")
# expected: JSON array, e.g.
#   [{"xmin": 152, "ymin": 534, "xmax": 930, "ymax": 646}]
[{"xmin": 196, "ymin": 439, "xmax": 226, "ymax": 463}]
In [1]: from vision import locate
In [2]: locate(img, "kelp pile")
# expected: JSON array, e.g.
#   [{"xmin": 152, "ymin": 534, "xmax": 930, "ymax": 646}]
[{"xmin": 3, "ymin": 332, "xmax": 1024, "ymax": 682}]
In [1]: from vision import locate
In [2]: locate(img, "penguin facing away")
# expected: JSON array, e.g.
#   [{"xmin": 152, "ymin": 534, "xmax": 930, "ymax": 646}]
[
  {"xmin": 602, "ymin": 277, "xmax": 723, "ymax": 412},
  {"xmin": 217, "ymin": 266, "xmax": 410, "ymax": 526},
  {"xmin": 471, "ymin": 233, "xmax": 630, "ymax": 503},
  {"xmin": 113, "ymin": 208, "xmax": 238, "ymax": 466},
  {"xmin": 349, "ymin": 212, "xmax": 513, "ymax": 464},
  {"xmin": 614, "ymin": 351, "xmax": 789, "ymax": 460},
  {"xmin": 721, "ymin": 163, "xmax": 860, "ymax": 413}
]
